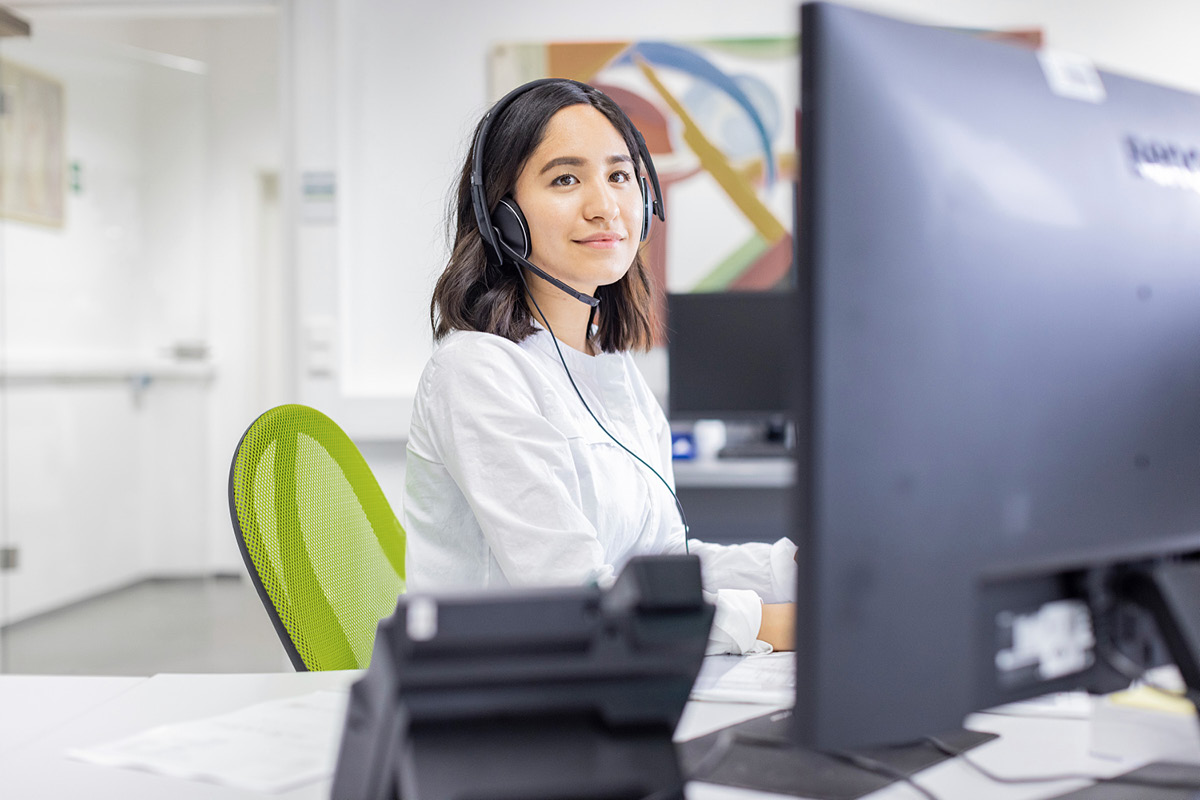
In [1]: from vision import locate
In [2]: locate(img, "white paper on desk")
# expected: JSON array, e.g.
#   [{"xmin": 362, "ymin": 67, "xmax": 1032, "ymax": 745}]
[
  {"xmin": 691, "ymin": 652, "xmax": 794, "ymax": 705},
  {"xmin": 67, "ymin": 690, "xmax": 347, "ymax": 793}
]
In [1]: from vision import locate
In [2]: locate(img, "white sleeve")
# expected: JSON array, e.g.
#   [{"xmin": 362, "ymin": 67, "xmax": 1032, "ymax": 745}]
[
  {"xmin": 685, "ymin": 538, "xmax": 797, "ymax": 655},
  {"xmin": 416, "ymin": 342, "xmax": 615, "ymax": 588},
  {"xmin": 705, "ymin": 589, "xmax": 771, "ymax": 655},
  {"xmin": 686, "ymin": 537, "xmax": 798, "ymax": 603}
]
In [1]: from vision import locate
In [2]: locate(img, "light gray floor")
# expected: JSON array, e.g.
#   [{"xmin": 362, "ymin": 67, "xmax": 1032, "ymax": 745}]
[
  {"xmin": 2, "ymin": 440, "xmax": 408, "ymax": 676},
  {"xmin": 1, "ymin": 576, "xmax": 289, "ymax": 675}
]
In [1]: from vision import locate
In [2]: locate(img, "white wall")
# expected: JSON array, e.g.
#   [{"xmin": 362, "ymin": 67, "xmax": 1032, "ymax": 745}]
[{"xmin": 300, "ymin": 0, "xmax": 1200, "ymax": 446}]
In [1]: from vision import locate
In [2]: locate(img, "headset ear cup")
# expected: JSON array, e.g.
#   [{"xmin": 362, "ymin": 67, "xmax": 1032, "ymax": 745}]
[
  {"xmin": 492, "ymin": 196, "xmax": 531, "ymax": 260},
  {"xmin": 640, "ymin": 175, "xmax": 653, "ymax": 242}
]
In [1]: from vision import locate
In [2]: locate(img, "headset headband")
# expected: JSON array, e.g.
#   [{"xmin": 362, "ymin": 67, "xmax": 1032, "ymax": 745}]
[{"xmin": 469, "ymin": 77, "xmax": 665, "ymax": 265}]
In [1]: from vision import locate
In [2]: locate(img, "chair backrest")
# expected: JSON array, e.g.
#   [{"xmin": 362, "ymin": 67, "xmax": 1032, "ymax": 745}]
[{"xmin": 228, "ymin": 404, "xmax": 406, "ymax": 671}]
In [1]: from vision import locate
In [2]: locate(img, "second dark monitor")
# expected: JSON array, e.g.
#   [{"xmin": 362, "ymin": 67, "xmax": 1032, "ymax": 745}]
[{"xmin": 666, "ymin": 290, "xmax": 795, "ymax": 425}]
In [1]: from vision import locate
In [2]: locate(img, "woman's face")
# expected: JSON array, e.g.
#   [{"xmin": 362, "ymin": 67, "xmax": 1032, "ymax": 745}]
[{"xmin": 511, "ymin": 104, "xmax": 643, "ymax": 294}]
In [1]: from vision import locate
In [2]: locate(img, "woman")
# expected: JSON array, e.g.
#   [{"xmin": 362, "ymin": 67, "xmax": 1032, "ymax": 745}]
[{"xmin": 403, "ymin": 78, "xmax": 796, "ymax": 653}]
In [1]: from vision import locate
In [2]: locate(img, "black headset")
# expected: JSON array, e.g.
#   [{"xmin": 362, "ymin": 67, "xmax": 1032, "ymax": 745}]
[
  {"xmin": 468, "ymin": 78, "xmax": 666, "ymax": 307},
  {"xmin": 466, "ymin": 78, "xmax": 689, "ymax": 544}
]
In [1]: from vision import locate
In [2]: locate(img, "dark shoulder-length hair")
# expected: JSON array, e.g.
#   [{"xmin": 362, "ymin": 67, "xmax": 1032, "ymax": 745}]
[{"xmin": 431, "ymin": 80, "xmax": 658, "ymax": 352}]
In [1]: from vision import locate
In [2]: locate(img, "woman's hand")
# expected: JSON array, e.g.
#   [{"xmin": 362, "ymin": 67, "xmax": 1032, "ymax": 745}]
[{"xmin": 757, "ymin": 603, "xmax": 796, "ymax": 651}]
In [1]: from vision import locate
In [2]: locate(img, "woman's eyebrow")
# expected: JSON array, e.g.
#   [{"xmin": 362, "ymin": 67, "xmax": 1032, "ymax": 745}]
[{"xmin": 538, "ymin": 154, "xmax": 634, "ymax": 175}]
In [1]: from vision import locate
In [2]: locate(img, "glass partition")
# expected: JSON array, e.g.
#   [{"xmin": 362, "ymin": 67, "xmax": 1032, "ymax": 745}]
[
  {"xmin": 0, "ymin": 11, "xmax": 284, "ymax": 674},
  {"xmin": 0, "ymin": 4, "xmax": 32, "ymax": 673}
]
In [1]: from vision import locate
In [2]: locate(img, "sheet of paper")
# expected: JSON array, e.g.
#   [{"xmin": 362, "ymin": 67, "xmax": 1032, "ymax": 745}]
[
  {"xmin": 691, "ymin": 652, "xmax": 794, "ymax": 704},
  {"xmin": 67, "ymin": 690, "xmax": 348, "ymax": 793},
  {"xmin": 981, "ymin": 691, "xmax": 1093, "ymax": 720}
]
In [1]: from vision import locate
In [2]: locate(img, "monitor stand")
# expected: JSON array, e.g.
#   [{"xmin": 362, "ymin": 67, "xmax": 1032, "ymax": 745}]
[
  {"xmin": 679, "ymin": 561, "xmax": 1200, "ymax": 800},
  {"xmin": 1113, "ymin": 560, "xmax": 1200, "ymax": 711},
  {"xmin": 718, "ymin": 419, "xmax": 793, "ymax": 459},
  {"xmin": 678, "ymin": 708, "xmax": 996, "ymax": 800}
]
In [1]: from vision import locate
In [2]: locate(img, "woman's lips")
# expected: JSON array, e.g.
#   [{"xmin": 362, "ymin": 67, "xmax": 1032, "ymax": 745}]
[{"xmin": 575, "ymin": 233, "xmax": 624, "ymax": 249}]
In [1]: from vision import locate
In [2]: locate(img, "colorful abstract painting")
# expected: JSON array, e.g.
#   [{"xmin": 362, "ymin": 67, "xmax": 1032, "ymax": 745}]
[{"xmin": 491, "ymin": 37, "xmax": 798, "ymax": 299}]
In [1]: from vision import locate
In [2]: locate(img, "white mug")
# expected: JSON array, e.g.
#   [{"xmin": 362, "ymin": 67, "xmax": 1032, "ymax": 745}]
[{"xmin": 692, "ymin": 419, "xmax": 727, "ymax": 461}]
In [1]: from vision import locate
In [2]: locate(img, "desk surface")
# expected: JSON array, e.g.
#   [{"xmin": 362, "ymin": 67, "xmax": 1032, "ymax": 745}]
[
  {"xmin": 673, "ymin": 457, "xmax": 795, "ymax": 488},
  {"xmin": 0, "ymin": 670, "xmax": 1180, "ymax": 800},
  {"xmin": 0, "ymin": 674, "xmax": 143, "ymax": 755}
]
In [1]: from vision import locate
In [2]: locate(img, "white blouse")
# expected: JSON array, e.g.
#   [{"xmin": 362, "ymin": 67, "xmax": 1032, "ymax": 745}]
[{"xmin": 402, "ymin": 327, "xmax": 797, "ymax": 654}]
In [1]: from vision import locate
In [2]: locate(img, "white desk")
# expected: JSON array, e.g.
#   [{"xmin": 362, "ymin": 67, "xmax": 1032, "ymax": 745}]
[
  {"xmin": 0, "ymin": 674, "xmax": 142, "ymax": 756},
  {"xmin": 672, "ymin": 458, "xmax": 795, "ymax": 489},
  {"xmin": 0, "ymin": 671, "xmax": 1182, "ymax": 800},
  {"xmin": 0, "ymin": 672, "xmax": 359, "ymax": 799}
]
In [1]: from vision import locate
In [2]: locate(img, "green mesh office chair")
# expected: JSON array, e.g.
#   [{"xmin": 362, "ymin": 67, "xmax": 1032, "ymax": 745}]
[{"xmin": 228, "ymin": 404, "xmax": 406, "ymax": 671}]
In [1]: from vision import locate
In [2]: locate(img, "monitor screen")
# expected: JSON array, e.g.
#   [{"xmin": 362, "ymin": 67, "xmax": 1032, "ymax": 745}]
[
  {"xmin": 667, "ymin": 290, "xmax": 795, "ymax": 423},
  {"xmin": 793, "ymin": 1, "xmax": 1200, "ymax": 751}
]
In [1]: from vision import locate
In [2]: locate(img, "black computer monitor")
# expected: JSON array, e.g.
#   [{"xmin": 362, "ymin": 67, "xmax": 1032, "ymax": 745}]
[
  {"xmin": 667, "ymin": 290, "xmax": 794, "ymax": 424},
  {"xmin": 793, "ymin": 1, "xmax": 1200, "ymax": 752}
]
